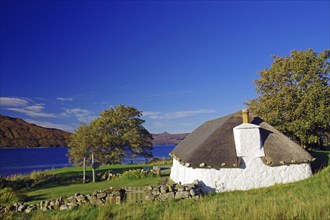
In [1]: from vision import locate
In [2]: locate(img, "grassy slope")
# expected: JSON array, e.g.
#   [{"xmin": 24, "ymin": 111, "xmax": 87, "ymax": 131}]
[
  {"xmin": 7, "ymin": 150, "xmax": 330, "ymax": 219},
  {"xmin": 12, "ymin": 166, "xmax": 329, "ymax": 220},
  {"xmin": 22, "ymin": 163, "xmax": 170, "ymax": 204}
]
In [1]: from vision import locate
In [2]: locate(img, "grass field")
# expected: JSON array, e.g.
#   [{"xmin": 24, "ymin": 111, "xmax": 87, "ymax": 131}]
[{"xmin": 2, "ymin": 149, "xmax": 330, "ymax": 220}]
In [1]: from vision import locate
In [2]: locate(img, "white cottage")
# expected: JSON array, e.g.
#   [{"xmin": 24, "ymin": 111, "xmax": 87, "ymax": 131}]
[{"xmin": 170, "ymin": 110, "xmax": 313, "ymax": 193}]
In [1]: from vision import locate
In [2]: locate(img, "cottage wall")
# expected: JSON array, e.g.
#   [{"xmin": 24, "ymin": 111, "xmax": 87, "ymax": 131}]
[{"xmin": 170, "ymin": 158, "xmax": 312, "ymax": 193}]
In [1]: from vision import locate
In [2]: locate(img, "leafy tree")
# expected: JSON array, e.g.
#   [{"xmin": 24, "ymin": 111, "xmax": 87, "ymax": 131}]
[
  {"xmin": 68, "ymin": 105, "xmax": 153, "ymax": 182},
  {"xmin": 246, "ymin": 49, "xmax": 330, "ymax": 148},
  {"xmin": 68, "ymin": 123, "xmax": 93, "ymax": 183},
  {"xmin": 90, "ymin": 105, "xmax": 153, "ymax": 164}
]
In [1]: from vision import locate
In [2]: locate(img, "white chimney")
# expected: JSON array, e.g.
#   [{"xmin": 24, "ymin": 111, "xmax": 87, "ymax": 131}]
[{"xmin": 233, "ymin": 110, "xmax": 265, "ymax": 158}]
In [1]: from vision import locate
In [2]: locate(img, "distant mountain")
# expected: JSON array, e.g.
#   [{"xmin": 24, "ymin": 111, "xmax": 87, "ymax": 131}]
[
  {"xmin": 0, "ymin": 115, "xmax": 188, "ymax": 147},
  {"xmin": 152, "ymin": 132, "xmax": 189, "ymax": 145},
  {"xmin": 0, "ymin": 115, "xmax": 71, "ymax": 147}
]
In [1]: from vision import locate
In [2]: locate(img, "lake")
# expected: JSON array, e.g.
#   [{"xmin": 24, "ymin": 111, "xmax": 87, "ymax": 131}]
[{"xmin": 0, "ymin": 145, "xmax": 175, "ymax": 177}]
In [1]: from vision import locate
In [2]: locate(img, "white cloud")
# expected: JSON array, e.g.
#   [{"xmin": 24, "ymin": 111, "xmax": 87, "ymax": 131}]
[
  {"xmin": 5, "ymin": 107, "xmax": 56, "ymax": 118},
  {"xmin": 143, "ymin": 109, "xmax": 216, "ymax": 120},
  {"xmin": 25, "ymin": 119, "xmax": 75, "ymax": 132},
  {"xmin": 57, "ymin": 97, "xmax": 73, "ymax": 101},
  {"xmin": 143, "ymin": 111, "xmax": 162, "ymax": 118},
  {"xmin": 1, "ymin": 96, "xmax": 55, "ymax": 118},
  {"xmin": 61, "ymin": 108, "xmax": 96, "ymax": 123},
  {"xmin": 0, "ymin": 97, "xmax": 29, "ymax": 107}
]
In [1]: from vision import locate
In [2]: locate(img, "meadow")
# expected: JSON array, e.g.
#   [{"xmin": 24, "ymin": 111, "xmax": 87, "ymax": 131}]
[{"xmin": 1, "ymin": 150, "xmax": 329, "ymax": 220}]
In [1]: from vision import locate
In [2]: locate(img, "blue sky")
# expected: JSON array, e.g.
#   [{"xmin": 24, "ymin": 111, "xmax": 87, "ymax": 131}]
[{"xmin": 0, "ymin": 1, "xmax": 329, "ymax": 133}]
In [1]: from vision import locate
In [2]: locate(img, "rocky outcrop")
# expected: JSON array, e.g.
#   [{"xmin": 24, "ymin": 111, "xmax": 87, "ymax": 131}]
[
  {"xmin": 0, "ymin": 115, "xmax": 71, "ymax": 147},
  {"xmin": 152, "ymin": 132, "xmax": 189, "ymax": 145}
]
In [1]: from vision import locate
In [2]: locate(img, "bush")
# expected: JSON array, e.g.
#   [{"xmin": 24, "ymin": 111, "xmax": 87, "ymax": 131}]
[
  {"xmin": 0, "ymin": 187, "xmax": 20, "ymax": 205},
  {"xmin": 30, "ymin": 171, "xmax": 45, "ymax": 180}
]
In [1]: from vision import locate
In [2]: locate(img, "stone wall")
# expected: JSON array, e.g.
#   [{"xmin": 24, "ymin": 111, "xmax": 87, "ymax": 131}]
[
  {"xmin": 0, "ymin": 181, "xmax": 205, "ymax": 214},
  {"xmin": 145, "ymin": 180, "xmax": 203, "ymax": 201},
  {"xmin": 0, "ymin": 188, "xmax": 125, "ymax": 214}
]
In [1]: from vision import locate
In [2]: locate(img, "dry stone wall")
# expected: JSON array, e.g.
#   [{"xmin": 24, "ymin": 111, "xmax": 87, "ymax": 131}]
[
  {"xmin": 0, "ymin": 181, "xmax": 204, "ymax": 215},
  {"xmin": 145, "ymin": 180, "xmax": 204, "ymax": 201},
  {"xmin": 0, "ymin": 188, "xmax": 125, "ymax": 214}
]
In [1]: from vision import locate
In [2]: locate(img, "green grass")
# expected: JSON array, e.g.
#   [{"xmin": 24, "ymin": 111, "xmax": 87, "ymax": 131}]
[
  {"xmin": 10, "ymin": 165, "xmax": 330, "ymax": 220},
  {"xmin": 17, "ymin": 162, "xmax": 171, "ymax": 204},
  {"xmin": 3, "ymin": 150, "xmax": 330, "ymax": 219}
]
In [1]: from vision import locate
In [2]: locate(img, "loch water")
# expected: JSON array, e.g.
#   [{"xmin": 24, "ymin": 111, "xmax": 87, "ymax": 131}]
[{"xmin": 0, "ymin": 145, "xmax": 175, "ymax": 177}]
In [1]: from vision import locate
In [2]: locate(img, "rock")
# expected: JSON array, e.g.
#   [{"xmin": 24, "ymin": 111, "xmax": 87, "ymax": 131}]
[
  {"xmin": 17, "ymin": 204, "xmax": 27, "ymax": 212},
  {"xmin": 25, "ymin": 207, "xmax": 32, "ymax": 213},
  {"xmin": 145, "ymin": 193, "xmax": 155, "ymax": 201},
  {"xmin": 160, "ymin": 185, "xmax": 168, "ymax": 194},
  {"xmin": 185, "ymin": 184, "xmax": 194, "ymax": 191},
  {"xmin": 151, "ymin": 189, "xmax": 160, "ymax": 196},
  {"xmin": 85, "ymin": 194, "xmax": 92, "ymax": 200},
  {"xmin": 97, "ymin": 192, "xmax": 107, "ymax": 199},
  {"xmin": 175, "ymin": 191, "xmax": 190, "ymax": 200},
  {"xmin": 193, "ymin": 180, "xmax": 199, "ymax": 185},
  {"xmin": 90, "ymin": 198, "xmax": 104, "ymax": 206},
  {"xmin": 67, "ymin": 196, "xmax": 77, "ymax": 204},
  {"xmin": 76, "ymin": 195, "xmax": 86, "ymax": 203},
  {"xmin": 190, "ymin": 189, "xmax": 196, "ymax": 196},
  {"xmin": 59, "ymin": 205, "xmax": 68, "ymax": 211},
  {"xmin": 159, "ymin": 192, "xmax": 175, "ymax": 201},
  {"xmin": 54, "ymin": 199, "xmax": 61, "ymax": 209},
  {"xmin": 68, "ymin": 203, "xmax": 78, "ymax": 210},
  {"xmin": 177, "ymin": 187, "xmax": 184, "ymax": 192},
  {"xmin": 107, "ymin": 173, "xmax": 113, "ymax": 181},
  {"xmin": 39, "ymin": 201, "xmax": 44, "ymax": 209},
  {"xmin": 146, "ymin": 186, "xmax": 153, "ymax": 192},
  {"xmin": 75, "ymin": 193, "xmax": 81, "ymax": 197}
]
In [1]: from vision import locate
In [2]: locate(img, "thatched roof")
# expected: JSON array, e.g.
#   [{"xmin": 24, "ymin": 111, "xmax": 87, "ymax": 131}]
[{"xmin": 170, "ymin": 111, "xmax": 313, "ymax": 169}]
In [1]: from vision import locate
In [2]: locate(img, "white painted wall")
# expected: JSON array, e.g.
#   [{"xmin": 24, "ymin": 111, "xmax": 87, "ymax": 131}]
[
  {"xmin": 233, "ymin": 123, "xmax": 265, "ymax": 158},
  {"xmin": 170, "ymin": 158, "xmax": 312, "ymax": 193},
  {"xmin": 170, "ymin": 122, "xmax": 312, "ymax": 193}
]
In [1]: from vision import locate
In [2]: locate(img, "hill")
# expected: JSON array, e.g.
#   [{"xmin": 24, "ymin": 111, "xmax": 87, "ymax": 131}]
[
  {"xmin": 0, "ymin": 115, "xmax": 188, "ymax": 147},
  {"xmin": 0, "ymin": 115, "xmax": 71, "ymax": 147},
  {"xmin": 151, "ymin": 132, "xmax": 189, "ymax": 145}
]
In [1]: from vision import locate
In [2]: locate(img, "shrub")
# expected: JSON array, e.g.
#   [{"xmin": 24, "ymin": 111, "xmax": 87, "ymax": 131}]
[{"xmin": 0, "ymin": 187, "xmax": 20, "ymax": 205}]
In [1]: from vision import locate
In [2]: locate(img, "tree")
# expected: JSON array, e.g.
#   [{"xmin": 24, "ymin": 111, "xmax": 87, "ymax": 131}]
[
  {"xmin": 90, "ymin": 105, "xmax": 153, "ymax": 164},
  {"xmin": 246, "ymin": 49, "xmax": 330, "ymax": 148},
  {"xmin": 68, "ymin": 123, "xmax": 92, "ymax": 183},
  {"xmin": 68, "ymin": 105, "xmax": 153, "ymax": 183}
]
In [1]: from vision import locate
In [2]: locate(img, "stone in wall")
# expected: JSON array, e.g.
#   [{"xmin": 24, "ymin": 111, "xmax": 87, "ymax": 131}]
[{"xmin": 145, "ymin": 180, "xmax": 203, "ymax": 202}]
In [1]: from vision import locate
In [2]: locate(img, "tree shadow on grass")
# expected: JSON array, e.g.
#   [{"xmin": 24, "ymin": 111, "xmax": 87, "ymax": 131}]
[
  {"xmin": 23, "ymin": 193, "xmax": 48, "ymax": 203},
  {"xmin": 308, "ymin": 148, "xmax": 330, "ymax": 174}
]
